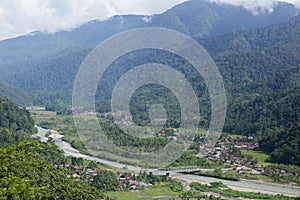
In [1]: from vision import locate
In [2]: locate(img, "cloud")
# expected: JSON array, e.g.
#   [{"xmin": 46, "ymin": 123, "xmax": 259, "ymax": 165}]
[
  {"xmin": 109, "ymin": 0, "xmax": 189, "ymax": 15},
  {"xmin": 209, "ymin": 0, "xmax": 300, "ymax": 11},
  {"xmin": 0, "ymin": 0, "xmax": 116, "ymax": 40},
  {"xmin": 0, "ymin": 0, "xmax": 299, "ymax": 40},
  {"xmin": 0, "ymin": 0, "xmax": 189, "ymax": 40}
]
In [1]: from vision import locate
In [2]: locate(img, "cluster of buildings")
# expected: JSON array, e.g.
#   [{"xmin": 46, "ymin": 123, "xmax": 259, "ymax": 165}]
[
  {"xmin": 203, "ymin": 138, "xmax": 297, "ymax": 178},
  {"xmin": 216, "ymin": 141, "xmax": 259, "ymax": 149},
  {"xmin": 117, "ymin": 172, "xmax": 149, "ymax": 189},
  {"xmin": 61, "ymin": 164, "xmax": 145, "ymax": 190},
  {"xmin": 101, "ymin": 111, "xmax": 134, "ymax": 126},
  {"xmin": 206, "ymin": 147, "xmax": 255, "ymax": 168},
  {"xmin": 203, "ymin": 138, "xmax": 260, "ymax": 170},
  {"xmin": 264, "ymin": 168, "xmax": 294, "ymax": 177},
  {"xmin": 68, "ymin": 164, "xmax": 99, "ymax": 181}
]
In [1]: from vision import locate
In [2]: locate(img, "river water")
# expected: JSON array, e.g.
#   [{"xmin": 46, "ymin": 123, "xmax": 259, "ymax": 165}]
[{"xmin": 33, "ymin": 126, "xmax": 300, "ymax": 197}]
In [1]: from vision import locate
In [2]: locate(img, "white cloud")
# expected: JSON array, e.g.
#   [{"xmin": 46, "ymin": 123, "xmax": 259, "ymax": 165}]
[
  {"xmin": 209, "ymin": 0, "xmax": 300, "ymax": 11},
  {"xmin": 109, "ymin": 0, "xmax": 189, "ymax": 15},
  {"xmin": 0, "ymin": 0, "xmax": 116, "ymax": 40},
  {"xmin": 0, "ymin": 0, "xmax": 299, "ymax": 40},
  {"xmin": 0, "ymin": 0, "xmax": 189, "ymax": 40}
]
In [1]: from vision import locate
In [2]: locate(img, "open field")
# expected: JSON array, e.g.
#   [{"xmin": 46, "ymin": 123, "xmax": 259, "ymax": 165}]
[
  {"xmin": 29, "ymin": 108, "xmax": 210, "ymax": 167},
  {"xmin": 109, "ymin": 184, "xmax": 179, "ymax": 200},
  {"xmin": 241, "ymin": 149, "xmax": 271, "ymax": 166}
]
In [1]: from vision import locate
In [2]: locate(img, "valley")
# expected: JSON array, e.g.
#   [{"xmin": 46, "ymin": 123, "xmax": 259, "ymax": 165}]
[
  {"xmin": 0, "ymin": 0, "xmax": 299, "ymax": 199},
  {"xmin": 30, "ymin": 107, "xmax": 300, "ymax": 198}
]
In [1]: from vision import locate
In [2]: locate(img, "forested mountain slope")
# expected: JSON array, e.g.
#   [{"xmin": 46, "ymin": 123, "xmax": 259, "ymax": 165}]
[
  {"xmin": 93, "ymin": 15, "xmax": 300, "ymax": 165},
  {"xmin": 197, "ymin": 15, "xmax": 300, "ymax": 134},
  {"xmin": 0, "ymin": 1, "xmax": 299, "ymax": 107},
  {"xmin": 197, "ymin": 16, "xmax": 300, "ymax": 165},
  {"xmin": 1, "ymin": 0, "xmax": 297, "ymax": 73},
  {"xmin": 149, "ymin": 0, "xmax": 300, "ymax": 37},
  {"xmin": 0, "ymin": 0, "xmax": 299, "ymax": 165},
  {"xmin": 0, "ymin": 95, "xmax": 35, "ymax": 146},
  {"xmin": 0, "ymin": 81, "xmax": 32, "ymax": 106}
]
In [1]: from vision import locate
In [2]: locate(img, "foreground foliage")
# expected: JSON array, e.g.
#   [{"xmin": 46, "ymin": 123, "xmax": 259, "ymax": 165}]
[{"xmin": 0, "ymin": 140, "xmax": 113, "ymax": 200}]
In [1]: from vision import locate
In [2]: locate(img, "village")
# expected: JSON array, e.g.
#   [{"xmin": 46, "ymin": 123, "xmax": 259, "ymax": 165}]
[
  {"xmin": 52, "ymin": 127, "xmax": 295, "ymax": 192},
  {"xmin": 94, "ymin": 112, "xmax": 297, "ymax": 181},
  {"xmin": 161, "ymin": 128, "xmax": 296, "ymax": 179},
  {"xmin": 54, "ymin": 161, "xmax": 156, "ymax": 191}
]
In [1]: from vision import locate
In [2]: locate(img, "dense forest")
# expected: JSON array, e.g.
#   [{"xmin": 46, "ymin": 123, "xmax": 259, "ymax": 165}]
[
  {"xmin": 0, "ymin": 3, "xmax": 299, "ymax": 166},
  {"xmin": 259, "ymin": 123, "xmax": 300, "ymax": 165},
  {"xmin": 1, "ymin": 1, "xmax": 300, "ymax": 199},
  {"xmin": 0, "ymin": 96, "xmax": 114, "ymax": 199},
  {"xmin": 0, "ymin": 140, "xmax": 113, "ymax": 199},
  {"xmin": 0, "ymin": 96, "xmax": 35, "ymax": 146},
  {"xmin": 200, "ymin": 17, "xmax": 300, "ymax": 165},
  {"xmin": 0, "ymin": 81, "xmax": 32, "ymax": 106},
  {"xmin": 94, "ymin": 15, "xmax": 300, "ymax": 165}
]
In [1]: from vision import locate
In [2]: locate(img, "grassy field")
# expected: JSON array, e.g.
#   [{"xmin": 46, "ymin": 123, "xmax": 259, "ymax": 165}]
[
  {"xmin": 29, "ymin": 108, "xmax": 212, "ymax": 167},
  {"xmin": 30, "ymin": 109, "xmax": 56, "ymax": 123},
  {"xmin": 241, "ymin": 149, "xmax": 271, "ymax": 166},
  {"xmin": 108, "ymin": 184, "xmax": 179, "ymax": 200}
]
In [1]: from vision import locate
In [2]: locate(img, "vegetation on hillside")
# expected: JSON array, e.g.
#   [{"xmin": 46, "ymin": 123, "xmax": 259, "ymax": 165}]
[
  {"xmin": 0, "ymin": 140, "xmax": 113, "ymax": 199},
  {"xmin": 0, "ymin": 4, "xmax": 300, "ymax": 167},
  {"xmin": 0, "ymin": 96, "xmax": 35, "ymax": 146}
]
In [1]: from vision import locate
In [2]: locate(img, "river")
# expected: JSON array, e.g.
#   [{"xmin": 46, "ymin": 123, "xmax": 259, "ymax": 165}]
[
  {"xmin": 34, "ymin": 126, "xmax": 146, "ymax": 172},
  {"xmin": 33, "ymin": 126, "xmax": 300, "ymax": 197}
]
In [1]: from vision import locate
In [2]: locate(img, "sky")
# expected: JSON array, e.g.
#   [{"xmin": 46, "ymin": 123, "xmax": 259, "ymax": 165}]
[{"xmin": 0, "ymin": 0, "xmax": 299, "ymax": 40}]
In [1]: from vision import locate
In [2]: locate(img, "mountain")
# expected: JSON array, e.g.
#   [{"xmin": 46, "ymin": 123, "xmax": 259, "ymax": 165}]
[
  {"xmin": 1, "ymin": 1, "xmax": 299, "ymax": 68},
  {"xmin": 196, "ymin": 15, "xmax": 300, "ymax": 165},
  {"xmin": 0, "ymin": 0, "xmax": 299, "ymax": 126},
  {"xmin": 199, "ymin": 14, "xmax": 300, "ymax": 56},
  {"xmin": 0, "ymin": 1, "xmax": 299, "ymax": 106},
  {"xmin": 0, "ymin": 0, "xmax": 299, "ymax": 165},
  {"xmin": 94, "ymin": 14, "xmax": 300, "ymax": 165},
  {"xmin": 0, "ymin": 14, "xmax": 146, "ymax": 78},
  {"xmin": 149, "ymin": 0, "xmax": 300, "ymax": 37},
  {"xmin": 195, "ymin": 15, "xmax": 300, "ymax": 132}
]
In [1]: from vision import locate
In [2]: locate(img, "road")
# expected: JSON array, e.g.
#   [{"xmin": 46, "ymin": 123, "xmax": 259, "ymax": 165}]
[
  {"xmin": 171, "ymin": 173, "xmax": 300, "ymax": 197},
  {"xmin": 33, "ymin": 126, "xmax": 300, "ymax": 197}
]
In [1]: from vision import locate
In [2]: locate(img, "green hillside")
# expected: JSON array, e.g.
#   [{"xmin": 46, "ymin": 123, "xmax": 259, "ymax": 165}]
[
  {"xmin": 0, "ymin": 140, "xmax": 113, "ymax": 199},
  {"xmin": 0, "ymin": 81, "xmax": 32, "ymax": 106},
  {"xmin": 0, "ymin": 95, "xmax": 35, "ymax": 146},
  {"xmin": 0, "ymin": 2, "xmax": 299, "ymax": 166}
]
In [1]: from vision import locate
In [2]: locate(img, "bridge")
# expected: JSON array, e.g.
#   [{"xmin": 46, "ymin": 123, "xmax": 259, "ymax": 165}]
[{"xmin": 150, "ymin": 166, "xmax": 213, "ymax": 176}]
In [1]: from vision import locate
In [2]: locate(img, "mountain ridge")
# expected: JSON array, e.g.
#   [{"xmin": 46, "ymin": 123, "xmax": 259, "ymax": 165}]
[
  {"xmin": 0, "ymin": 0, "xmax": 299, "ymax": 66},
  {"xmin": 0, "ymin": 1, "xmax": 299, "ymax": 101},
  {"xmin": 0, "ymin": 0, "xmax": 299, "ymax": 166}
]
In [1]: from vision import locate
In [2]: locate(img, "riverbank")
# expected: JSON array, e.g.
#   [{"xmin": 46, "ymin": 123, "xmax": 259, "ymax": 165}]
[
  {"xmin": 172, "ymin": 173, "xmax": 300, "ymax": 197},
  {"xmin": 33, "ymin": 126, "xmax": 146, "ymax": 172},
  {"xmin": 32, "ymin": 126, "xmax": 300, "ymax": 197}
]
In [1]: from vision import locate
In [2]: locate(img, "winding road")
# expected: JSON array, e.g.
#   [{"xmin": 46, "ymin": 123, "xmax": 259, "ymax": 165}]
[{"xmin": 33, "ymin": 126, "xmax": 300, "ymax": 197}]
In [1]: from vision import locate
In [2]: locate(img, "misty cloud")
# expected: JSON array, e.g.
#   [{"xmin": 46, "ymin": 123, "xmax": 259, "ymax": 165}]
[
  {"xmin": 209, "ymin": 0, "xmax": 300, "ymax": 11},
  {"xmin": 0, "ymin": 0, "xmax": 299, "ymax": 40}
]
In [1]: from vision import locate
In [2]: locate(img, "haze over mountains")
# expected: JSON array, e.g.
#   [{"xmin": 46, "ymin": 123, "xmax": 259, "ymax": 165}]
[
  {"xmin": 1, "ymin": 3, "xmax": 300, "ymax": 199},
  {"xmin": 0, "ymin": 0, "xmax": 299, "ymax": 103},
  {"xmin": 0, "ymin": 0, "xmax": 299, "ymax": 165}
]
